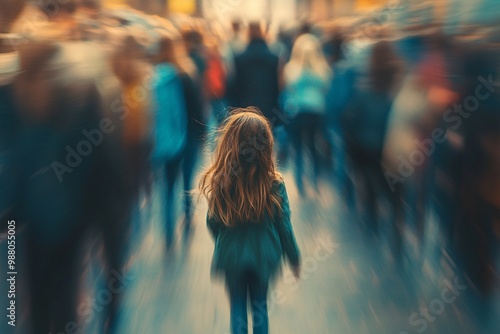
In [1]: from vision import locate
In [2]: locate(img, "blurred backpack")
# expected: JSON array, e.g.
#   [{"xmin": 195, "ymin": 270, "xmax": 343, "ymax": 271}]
[{"xmin": 205, "ymin": 53, "xmax": 226, "ymax": 99}]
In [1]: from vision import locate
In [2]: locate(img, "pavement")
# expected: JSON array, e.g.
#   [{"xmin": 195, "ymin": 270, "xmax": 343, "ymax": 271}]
[
  {"xmin": 1, "ymin": 167, "xmax": 498, "ymax": 334},
  {"xmin": 108, "ymin": 169, "xmax": 500, "ymax": 334}
]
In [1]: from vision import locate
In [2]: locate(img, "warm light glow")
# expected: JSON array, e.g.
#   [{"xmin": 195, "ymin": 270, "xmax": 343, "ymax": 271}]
[
  {"xmin": 356, "ymin": 0, "xmax": 387, "ymax": 11},
  {"xmin": 169, "ymin": 0, "xmax": 197, "ymax": 14}
]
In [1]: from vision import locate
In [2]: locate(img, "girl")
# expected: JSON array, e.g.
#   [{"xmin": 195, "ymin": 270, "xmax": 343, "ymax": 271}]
[
  {"xmin": 282, "ymin": 34, "xmax": 332, "ymax": 194},
  {"xmin": 199, "ymin": 108, "xmax": 301, "ymax": 334}
]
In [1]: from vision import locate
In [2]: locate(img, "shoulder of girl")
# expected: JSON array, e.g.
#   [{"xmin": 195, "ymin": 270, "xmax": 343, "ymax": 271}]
[
  {"xmin": 272, "ymin": 174, "xmax": 285, "ymax": 186},
  {"xmin": 272, "ymin": 176, "xmax": 287, "ymax": 194},
  {"xmin": 207, "ymin": 212, "xmax": 220, "ymax": 222}
]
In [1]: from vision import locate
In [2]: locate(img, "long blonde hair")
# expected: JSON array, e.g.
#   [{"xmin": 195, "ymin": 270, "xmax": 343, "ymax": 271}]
[
  {"xmin": 284, "ymin": 34, "xmax": 331, "ymax": 83},
  {"xmin": 199, "ymin": 107, "xmax": 282, "ymax": 226}
]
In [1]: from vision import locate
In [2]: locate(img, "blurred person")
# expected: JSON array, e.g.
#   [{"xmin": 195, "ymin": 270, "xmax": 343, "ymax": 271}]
[
  {"xmin": 35, "ymin": 0, "xmax": 80, "ymax": 40},
  {"xmin": 324, "ymin": 30, "xmax": 358, "ymax": 201},
  {"xmin": 89, "ymin": 36, "xmax": 147, "ymax": 334},
  {"xmin": 149, "ymin": 36, "xmax": 190, "ymax": 250},
  {"xmin": 282, "ymin": 34, "xmax": 332, "ymax": 195},
  {"xmin": 9, "ymin": 4, "xmax": 148, "ymax": 333},
  {"xmin": 76, "ymin": 0, "xmax": 107, "ymax": 42},
  {"xmin": 418, "ymin": 33, "xmax": 462, "ymax": 250},
  {"xmin": 111, "ymin": 35, "xmax": 152, "ymax": 199},
  {"xmin": 182, "ymin": 28, "xmax": 207, "ymax": 82},
  {"xmin": 228, "ymin": 20, "xmax": 246, "ymax": 56},
  {"xmin": 175, "ymin": 34, "xmax": 207, "ymax": 238},
  {"xmin": 296, "ymin": 21, "xmax": 313, "ymax": 39},
  {"xmin": 0, "ymin": 0, "xmax": 25, "ymax": 224},
  {"xmin": 13, "ymin": 6, "xmax": 148, "ymax": 333},
  {"xmin": 6, "ymin": 4, "xmax": 116, "ymax": 332},
  {"xmin": 323, "ymin": 29, "xmax": 344, "ymax": 66},
  {"xmin": 269, "ymin": 28, "xmax": 291, "ymax": 64},
  {"xmin": 199, "ymin": 108, "xmax": 301, "ymax": 334},
  {"xmin": 205, "ymin": 36, "xmax": 228, "ymax": 124},
  {"xmin": 214, "ymin": 21, "xmax": 244, "ymax": 89},
  {"xmin": 0, "ymin": 0, "xmax": 25, "ymax": 35},
  {"xmin": 324, "ymin": 30, "xmax": 356, "ymax": 123},
  {"xmin": 454, "ymin": 48, "xmax": 500, "ymax": 297},
  {"xmin": 227, "ymin": 22, "xmax": 282, "ymax": 126},
  {"xmin": 182, "ymin": 27, "xmax": 210, "ymax": 125},
  {"xmin": 342, "ymin": 40, "xmax": 402, "ymax": 234},
  {"xmin": 459, "ymin": 109, "xmax": 500, "ymax": 296},
  {"xmin": 395, "ymin": 24, "xmax": 427, "ymax": 68},
  {"xmin": 108, "ymin": 33, "xmax": 153, "ymax": 257},
  {"xmin": 383, "ymin": 27, "xmax": 457, "ymax": 263},
  {"xmin": 412, "ymin": 32, "xmax": 456, "ymax": 232}
]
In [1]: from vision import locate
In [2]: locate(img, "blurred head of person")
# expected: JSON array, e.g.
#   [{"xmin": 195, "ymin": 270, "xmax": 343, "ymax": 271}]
[
  {"xmin": 285, "ymin": 34, "xmax": 331, "ymax": 83},
  {"xmin": 37, "ymin": 0, "xmax": 78, "ymax": 20},
  {"xmin": 182, "ymin": 28, "xmax": 204, "ymax": 53},
  {"xmin": 158, "ymin": 34, "xmax": 196, "ymax": 77},
  {"xmin": 111, "ymin": 35, "xmax": 147, "ymax": 85},
  {"xmin": 199, "ymin": 107, "xmax": 282, "ymax": 226},
  {"xmin": 298, "ymin": 21, "xmax": 312, "ymax": 36},
  {"xmin": 80, "ymin": 0, "xmax": 101, "ymax": 10},
  {"xmin": 0, "ymin": 0, "xmax": 26, "ymax": 33},
  {"xmin": 231, "ymin": 20, "xmax": 242, "ymax": 35},
  {"xmin": 13, "ymin": 41, "xmax": 60, "ymax": 119},
  {"xmin": 325, "ymin": 29, "xmax": 346, "ymax": 64},
  {"xmin": 248, "ymin": 21, "xmax": 266, "ymax": 42},
  {"xmin": 158, "ymin": 34, "xmax": 177, "ymax": 64}
]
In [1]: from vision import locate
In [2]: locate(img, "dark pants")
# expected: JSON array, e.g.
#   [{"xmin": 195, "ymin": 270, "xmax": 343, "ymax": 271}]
[
  {"xmin": 227, "ymin": 271, "xmax": 269, "ymax": 334},
  {"xmin": 348, "ymin": 144, "xmax": 385, "ymax": 233},
  {"xmin": 164, "ymin": 138, "xmax": 202, "ymax": 247},
  {"xmin": 288, "ymin": 112, "xmax": 331, "ymax": 194},
  {"xmin": 27, "ymin": 229, "xmax": 84, "ymax": 334}
]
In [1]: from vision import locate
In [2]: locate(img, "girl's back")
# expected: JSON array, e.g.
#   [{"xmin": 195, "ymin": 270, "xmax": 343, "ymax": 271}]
[{"xmin": 208, "ymin": 179, "xmax": 299, "ymax": 284}]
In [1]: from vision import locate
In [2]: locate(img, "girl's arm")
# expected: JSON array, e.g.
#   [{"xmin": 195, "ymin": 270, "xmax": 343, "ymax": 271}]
[{"xmin": 275, "ymin": 182, "xmax": 301, "ymax": 267}]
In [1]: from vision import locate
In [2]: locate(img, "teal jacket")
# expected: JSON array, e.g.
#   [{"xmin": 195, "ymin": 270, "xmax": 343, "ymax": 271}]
[{"xmin": 207, "ymin": 181, "xmax": 300, "ymax": 284}]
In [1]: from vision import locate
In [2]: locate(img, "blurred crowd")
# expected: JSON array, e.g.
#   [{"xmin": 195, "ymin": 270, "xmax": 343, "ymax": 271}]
[{"xmin": 0, "ymin": 0, "xmax": 499, "ymax": 333}]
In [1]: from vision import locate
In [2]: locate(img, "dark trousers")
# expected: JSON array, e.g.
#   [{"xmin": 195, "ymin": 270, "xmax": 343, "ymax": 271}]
[
  {"xmin": 227, "ymin": 271, "xmax": 269, "ymax": 334},
  {"xmin": 288, "ymin": 112, "xmax": 331, "ymax": 194},
  {"xmin": 348, "ymin": 145, "xmax": 386, "ymax": 233},
  {"xmin": 27, "ymin": 230, "xmax": 83, "ymax": 334},
  {"xmin": 164, "ymin": 138, "xmax": 202, "ymax": 247}
]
